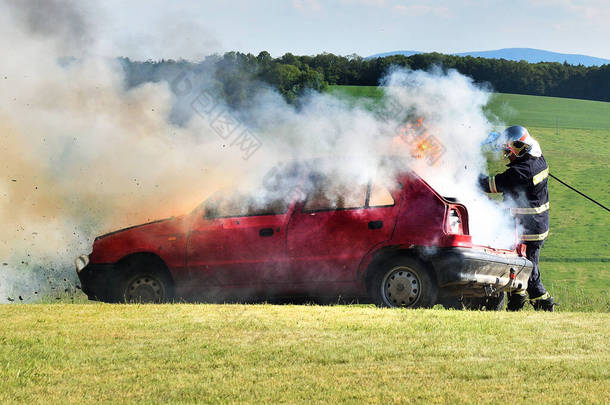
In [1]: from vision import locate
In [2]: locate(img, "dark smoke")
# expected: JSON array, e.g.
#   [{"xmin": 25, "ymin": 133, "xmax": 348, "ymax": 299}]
[{"xmin": 4, "ymin": 0, "xmax": 93, "ymax": 55}]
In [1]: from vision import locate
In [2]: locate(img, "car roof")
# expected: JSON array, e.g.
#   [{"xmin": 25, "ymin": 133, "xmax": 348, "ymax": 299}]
[{"xmin": 287, "ymin": 155, "xmax": 414, "ymax": 174}]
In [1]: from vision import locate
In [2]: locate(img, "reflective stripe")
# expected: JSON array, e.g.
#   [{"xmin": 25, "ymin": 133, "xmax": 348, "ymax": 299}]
[
  {"xmin": 512, "ymin": 290, "xmax": 526, "ymax": 296},
  {"xmin": 510, "ymin": 202, "xmax": 550, "ymax": 215},
  {"xmin": 488, "ymin": 176, "xmax": 498, "ymax": 193},
  {"xmin": 533, "ymin": 168, "xmax": 549, "ymax": 185},
  {"xmin": 530, "ymin": 292, "xmax": 551, "ymax": 301},
  {"xmin": 520, "ymin": 230, "xmax": 549, "ymax": 241}
]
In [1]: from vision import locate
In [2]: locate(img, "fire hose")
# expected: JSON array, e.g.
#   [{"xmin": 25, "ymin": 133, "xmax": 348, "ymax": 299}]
[{"xmin": 549, "ymin": 173, "xmax": 610, "ymax": 213}]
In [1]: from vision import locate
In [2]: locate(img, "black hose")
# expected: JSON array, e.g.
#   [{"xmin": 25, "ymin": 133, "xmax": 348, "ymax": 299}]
[{"xmin": 549, "ymin": 173, "xmax": 610, "ymax": 213}]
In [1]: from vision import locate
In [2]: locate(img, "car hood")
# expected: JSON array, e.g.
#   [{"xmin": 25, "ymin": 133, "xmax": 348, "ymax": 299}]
[{"xmin": 94, "ymin": 216, "xmax": 184, "ymax": 241}]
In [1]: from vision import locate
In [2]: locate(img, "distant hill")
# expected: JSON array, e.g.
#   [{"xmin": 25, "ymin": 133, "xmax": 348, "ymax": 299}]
[
  {"xmin": 369, "ymin": 50, "xmax": 422, "ymax": 59},
  {"xmin": 368, "ymin": 48, "xmax": 610, "ymax": 66}
]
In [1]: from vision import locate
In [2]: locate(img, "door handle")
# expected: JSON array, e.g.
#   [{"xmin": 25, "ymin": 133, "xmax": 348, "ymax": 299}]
[
  {"xmin": 368, "ymin": 220, "xmax": 383, "ymax": 230},
  {"xmin": 259, "ymin": 228, "xmax": 274, "ymax": 237}
]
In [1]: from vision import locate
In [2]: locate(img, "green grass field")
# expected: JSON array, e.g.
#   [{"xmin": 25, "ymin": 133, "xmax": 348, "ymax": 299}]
[
  {"xmin": 329, "ymin": 85, "xmax": 610, "ymax": 307},
  {"xmin": 1, "ymin": 304, "xmax": 609, "ymax": 404}
]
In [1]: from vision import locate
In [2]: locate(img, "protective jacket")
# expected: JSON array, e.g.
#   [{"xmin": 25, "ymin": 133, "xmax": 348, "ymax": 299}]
[{"xmin": 479, "ymin": 154, "xmax": 550, "ymax": 241}]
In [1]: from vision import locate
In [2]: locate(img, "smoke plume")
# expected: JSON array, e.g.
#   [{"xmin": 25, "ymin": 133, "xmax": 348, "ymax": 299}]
[{"xmin": 0, "ymin": 1, "xmax": 515, "ymax": 302}]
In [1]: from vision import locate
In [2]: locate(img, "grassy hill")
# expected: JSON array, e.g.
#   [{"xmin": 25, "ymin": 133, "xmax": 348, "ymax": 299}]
[
  {"xmin": 329, "ymin": 85, "xmax": 610, "ymax": 304},
  {"xmin": 485, "ymin": 93, "xmax": 610, "ymax": 130},
  {"xmin": 1, "ymin": 304, "xmax": 609, "ymax": 404}
]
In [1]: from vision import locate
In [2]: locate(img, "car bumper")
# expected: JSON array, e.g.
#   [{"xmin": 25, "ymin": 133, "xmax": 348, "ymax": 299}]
[
  {"xmin": 426, "ymin": 247, "xmax": 533, "ymax": 297},
  {"xmin": 76, "ymin": 261, "xmax": 118, "ymax": 301}
]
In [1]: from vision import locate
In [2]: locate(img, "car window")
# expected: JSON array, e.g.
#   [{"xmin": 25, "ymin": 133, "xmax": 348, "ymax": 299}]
[
  {"xmin": 202, "ymin": 162, "xmax": 302, "ymax": 218},
  {"xmin": 303, "ymin": 175, "xmax": 367, "ymax": 211},
  {"xmin": 205, "ymin": 192, "xmax": 290, "ymax": 218},
  {"xmin": 369, "ymin": 181, "xmax": 395, "ymax": 207}
]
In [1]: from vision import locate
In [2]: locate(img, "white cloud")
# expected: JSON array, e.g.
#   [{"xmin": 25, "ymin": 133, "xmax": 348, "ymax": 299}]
[
  {"xmin": 292, "ymin": 0, "xmax": 322, "ymax": 12},
  {"xmin": 338, "ymin": 0, "xmax": 388, "ymax": 6},
  {"xmin": 393, "ymin": 3, "xmax": 451, "ymax": 17},
  {"xmin": 531, "ymin": 0, "xmax": 610, "ymax": 26}
]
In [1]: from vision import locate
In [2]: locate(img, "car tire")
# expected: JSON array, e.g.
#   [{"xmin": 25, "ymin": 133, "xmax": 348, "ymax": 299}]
[
  {"xmin": 481, "ymin": 293, "xmax": 506, "ymax": 311},
  {"xmin": 370, "ymin": 257, "xmax": 438, "ymax": 308},
  {"xmin": 117, "ymin": 259, "xmax": 174, "ymax": 303},
  {"xmin": 438, "ymin": 296, "xmax": 462, "ymax": 310},
  {"xmin": 449, "ymin": 293, "xmax": 506, "ymax": 311}
]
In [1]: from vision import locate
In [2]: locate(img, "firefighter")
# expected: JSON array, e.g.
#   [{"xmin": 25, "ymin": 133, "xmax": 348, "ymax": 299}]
[{"xmin": 479, "ymin": 126, "xmax": 555, "ymax": 311}]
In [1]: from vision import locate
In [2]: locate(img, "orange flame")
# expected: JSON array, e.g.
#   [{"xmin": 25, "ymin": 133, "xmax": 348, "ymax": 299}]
[{"xmin": 394, "ymin": 117, "xmax": 444, "ymax": 166}]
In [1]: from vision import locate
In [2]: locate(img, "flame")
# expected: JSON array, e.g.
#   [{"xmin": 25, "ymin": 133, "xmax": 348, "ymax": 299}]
[{"xmin": 394, "ymin": 117, "xmax": 444, "ymax": 166}]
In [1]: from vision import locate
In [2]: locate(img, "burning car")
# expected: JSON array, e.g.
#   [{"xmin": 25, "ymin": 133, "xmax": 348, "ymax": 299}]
[{"xmin": 75, "ymin": 157, "xmax": 533, "ymax": 308}]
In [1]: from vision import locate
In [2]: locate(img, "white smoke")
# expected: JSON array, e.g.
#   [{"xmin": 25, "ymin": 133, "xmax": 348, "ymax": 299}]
[
  {"xmin": 380, "ymin": 68, "xmax": 516, "ymax": 247},
  {"xmin": 0, "ymin": 1, "xmax": 516, "ymax": 303},
  {"xmin": 0, "ymin": 0, "xmax": 235, "ymax": 301}
]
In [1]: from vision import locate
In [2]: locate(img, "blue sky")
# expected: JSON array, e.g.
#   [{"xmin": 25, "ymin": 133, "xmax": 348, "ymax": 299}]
[{"xmin": 98, "ymin": 0, "xmax": 610, "ymax": 60}]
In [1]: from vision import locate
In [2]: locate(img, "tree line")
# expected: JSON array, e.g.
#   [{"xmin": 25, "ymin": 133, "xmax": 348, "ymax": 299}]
[{"xmin": 120, "ymin": 51, "xmax": 610, "ymax": 106}]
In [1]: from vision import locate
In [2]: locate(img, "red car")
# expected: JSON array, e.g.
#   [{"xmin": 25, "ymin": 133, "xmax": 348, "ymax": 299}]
[{"xmin": 75, "ymin": 157, "xmax": 533, "ymax": 308}]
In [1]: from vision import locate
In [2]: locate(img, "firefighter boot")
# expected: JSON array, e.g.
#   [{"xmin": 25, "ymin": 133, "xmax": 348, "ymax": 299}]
[
  {"xmin": 530, "ymin": 292, "xmax": 555, "ymax": 312},
  {"xmin": 506, "ymin": 291, "xmax": 526, "ymax": 311}
]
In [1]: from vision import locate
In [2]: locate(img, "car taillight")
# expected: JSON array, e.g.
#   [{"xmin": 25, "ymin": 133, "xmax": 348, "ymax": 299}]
[{"xmin": 447, "ymin": 208, "xmax": 462, "ymax": 234}]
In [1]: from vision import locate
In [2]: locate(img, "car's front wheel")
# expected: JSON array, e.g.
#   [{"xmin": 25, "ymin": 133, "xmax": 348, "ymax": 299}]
[
  {"xmin": 370, "ymin": 257, "xmax": 438, "ymax": 308},
  {"xmin": 116, "ymin": 257, "xmax": 174, "ymax": 303}
]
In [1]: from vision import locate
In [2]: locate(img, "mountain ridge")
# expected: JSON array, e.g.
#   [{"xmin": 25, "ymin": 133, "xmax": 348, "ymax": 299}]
[{"xmin": 368, "ymin": 48, "xmax": 610, "ymax": 66}]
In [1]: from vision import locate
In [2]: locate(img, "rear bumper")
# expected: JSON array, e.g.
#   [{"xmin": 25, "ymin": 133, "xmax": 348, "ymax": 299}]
[
  {"xmin": 76, "ymin": 263, "xmax": 118, "ymax": 301},
  {"xmin": 426, "ymin": 247, "xmax": 533, "ymax": 297}
]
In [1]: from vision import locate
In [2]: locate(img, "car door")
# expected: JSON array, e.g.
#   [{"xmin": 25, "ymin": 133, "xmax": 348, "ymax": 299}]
[
  {"xmin": 186, "ymin": 190, "xmax": 294, "ymax": 287},
  {"xmin": 286, "ymin": 174, "xmax": 402, "ymax": 285}
]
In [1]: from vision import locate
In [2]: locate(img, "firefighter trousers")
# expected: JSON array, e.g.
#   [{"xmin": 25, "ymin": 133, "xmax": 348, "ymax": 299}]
[{"xmin": 525, "ymin": 240, "xmax": 547, "ymax": 299}]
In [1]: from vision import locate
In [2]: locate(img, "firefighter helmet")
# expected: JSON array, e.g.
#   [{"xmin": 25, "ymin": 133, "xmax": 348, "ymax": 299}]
[{"xmin": 502, "ymin": 126, "xmax": 541, "ymax": 158}]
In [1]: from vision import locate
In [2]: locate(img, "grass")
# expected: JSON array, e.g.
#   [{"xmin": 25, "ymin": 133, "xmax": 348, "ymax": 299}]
[
  {"xmin": 485, "ymin": 93, "xmax": 610, "ymax": 131},
  {"xmin": 1, "ymin": 304, "xmax": 609, "ymax": 404},
  {"xmin": 329, "ymin": 85, "xmax": 610, "ymax": 300},
  {"xmin": 536, "ymin": 263, "xmax": 609, "ymax": 312},
  {"xmin": 328, "ymin": 84, "xmax": 384, "ymax": 102}
]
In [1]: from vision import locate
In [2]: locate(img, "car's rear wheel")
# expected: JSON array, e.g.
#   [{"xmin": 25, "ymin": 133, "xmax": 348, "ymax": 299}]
[
  {"xmin": 443, "ymin": 293, "xmax": 506, "ymax": 311},
  {"xmin": 116, "ymin": 257, "xmax": 174, "ymax": 303},
  {"xmin": 478, "ymin": 293, "xmax": 506, "ymax": 311},
  {"xmin": 370, "ymin": 257, "xmax": 438, "ymax": 308}
]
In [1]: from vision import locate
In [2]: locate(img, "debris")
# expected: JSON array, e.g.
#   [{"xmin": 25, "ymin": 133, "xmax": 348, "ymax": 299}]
[
  {"xmin": 7, "ymin": 297, "xmax": 14, "ymax": 302},
  {"xmin": 18, "ymin": 296, "xmax": 23, "ymax": 301}
]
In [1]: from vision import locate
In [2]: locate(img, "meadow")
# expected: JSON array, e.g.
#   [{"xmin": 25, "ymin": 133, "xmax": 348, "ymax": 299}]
[{"xmin": 1, "ymin": 304, "xmax": 609, "ymax": 404}]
